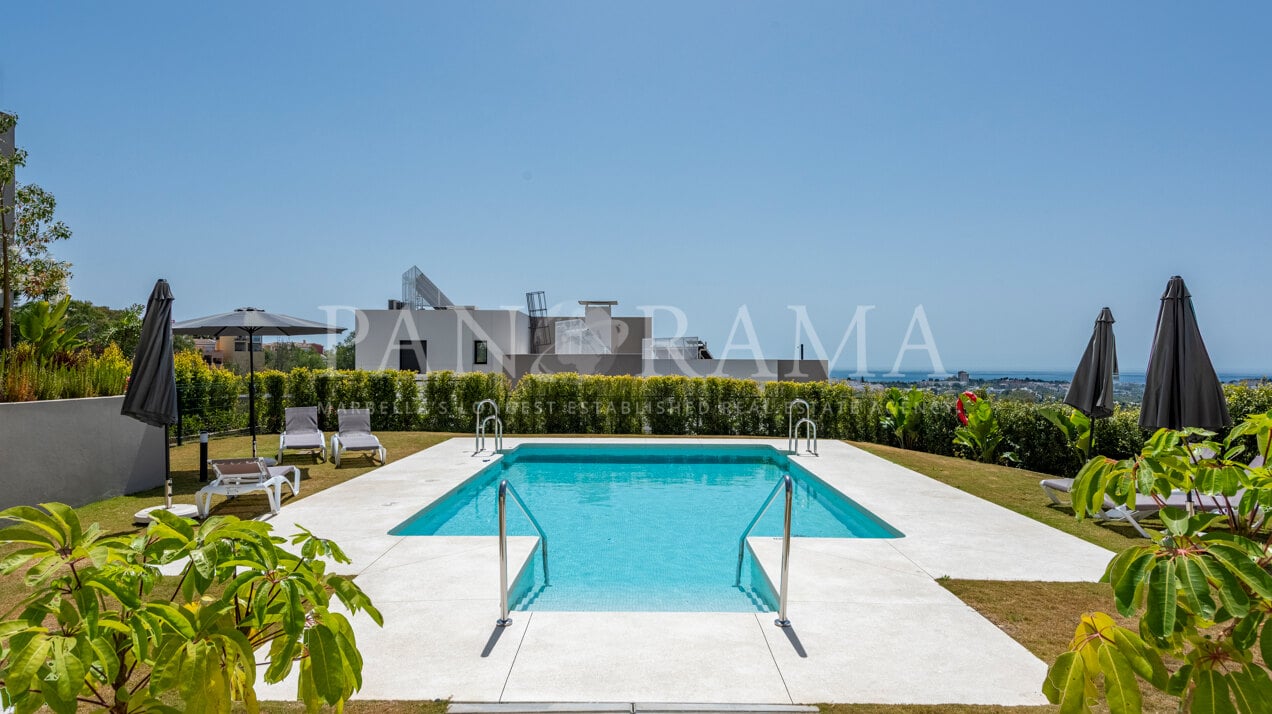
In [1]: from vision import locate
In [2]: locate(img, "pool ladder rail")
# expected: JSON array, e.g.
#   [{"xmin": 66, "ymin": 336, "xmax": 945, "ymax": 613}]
[
  {"xmin": 496, "ymin": 479, "xmax": 549, "ymax": 627},
  {"xmin": 735, "ymin": 473, "xmax": 794, "ymax": 628},
  {"xmin": 786, "ymin": 399, "xmax": 818, "ymax": 455},
  {"xmin": 474, "ymin": 399, "xmax": 504, "ymax": 454}
]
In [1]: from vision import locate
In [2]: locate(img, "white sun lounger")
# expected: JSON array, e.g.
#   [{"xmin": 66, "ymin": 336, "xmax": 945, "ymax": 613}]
[
  {"xmin": 196, "ymin": 458, "xmax": 301, "ymax": 517},
  {"xmin": 1041, "ymin": 478, "xmax": 1193, "ymax": 539},
  {"xmin": 331, "ymin": 408, "xmax": 386, "ymax": 467},
  {"xmin": 278, "ymin": 406, "xmax": 326, "ymax": 462},
  {"xmin": 1042, "ymin": 467, "xmax": 1262, "ymax": 539}
]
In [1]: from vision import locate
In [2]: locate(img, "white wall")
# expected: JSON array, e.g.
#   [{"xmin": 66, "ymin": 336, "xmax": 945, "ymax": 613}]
[
  {"xmin": 0, "ymin": 396, "xmax": 166, "ymax": 510},
  {"xmin": 354, "ymin": 309, "xmax": 529, "ymax": 374}
]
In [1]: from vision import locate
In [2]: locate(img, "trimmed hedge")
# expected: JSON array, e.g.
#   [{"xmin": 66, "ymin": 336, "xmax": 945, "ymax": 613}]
[{"xmin": 170, "ymin": 355, "xmax": 1272, "ymax": 477}]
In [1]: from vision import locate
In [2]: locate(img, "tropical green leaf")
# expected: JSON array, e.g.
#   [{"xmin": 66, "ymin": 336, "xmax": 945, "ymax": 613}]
[
  {"xmin": 1176, "ymin": 557, "xmax": 1217, "ymax": 619},
  {"xmin": 47, "ymin": 637, "xmax": 87, "ymax": 705},
  {"xmin": 1042, "ymin": 651, "xmax": 1088, "ymax": 713},
  {"xmin": 1110, "ymin": 627, "xmax": 1168, "ymax": 689},
  {"xmin": 88, "ymin": 634, "xmax": 121, "ymax": 683},
  {"xmin": 83, "ymin": 573, "xmax": 142, "ymax": 609},
  {"xmin": 1144, "ymin": 558, "xmax": 1177, "ymax": 637},
  {"xmin": 1261, "ymin": 619, "xmax": 1272, "ymax": 671},
  {"xmin": 298, "ymin": 652, "xmax": 321, "ymax": 714},
  {"xmin": 1229, "ymin": 665, "xmax": 1272, "ymax": 714},
  {"xmin": 1198, "ymin": 557, "xmax": 1251, "ymax": 618},
  {"xmin": 306, "ymin": 624, "xmax": 347, "ymax": 705},
  {"xmin": 1159, "ymin": 506, "xmax": 1190, "ymax": 537},
  {"xmin": 5, "ymin": 632, "xmax": 51, "ymax": 694},
  {"xmin": 1207, "ymin": 543, "xmax": 1272, "ymax": 599},
  {"xmin": 265, "ymin": 635, "xmax": 301, "ymax": 683},
  {"xmin": 1191, "ymin": 669, "xmax": 1237, "ymax": 714},
  {"xmin": 327, "ymin": 576, "xmax": 384, "ymax": 626},
  {"xmin": 1167, "ymin": 663, "xmax": 1194, "ymax": 697},
  {"xmin": 1097, "ymin": 645, "xmax": 1141, "ymax": 714},
  {"xmin": 1106, "ymin": 548, "xmax": 1154, "ymax": 616},
  {"xmin": 0, "ymin": 525, "xmax": 58, "ymax": 548}
]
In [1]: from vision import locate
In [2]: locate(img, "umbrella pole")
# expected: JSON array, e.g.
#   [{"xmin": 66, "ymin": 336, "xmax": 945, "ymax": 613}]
[
  {"xmin": 248, "ymin": 333, "xmax": 258, "ymax": 458},
  {"xmin": 164, "ymin": 425, "xmax": 172, "ymax": 509}
]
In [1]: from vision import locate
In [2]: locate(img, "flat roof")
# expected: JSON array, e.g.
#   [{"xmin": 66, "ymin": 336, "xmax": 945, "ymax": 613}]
[{"xmin": 579, "ymin": 300, "xmax": 619, "ymax": 306}]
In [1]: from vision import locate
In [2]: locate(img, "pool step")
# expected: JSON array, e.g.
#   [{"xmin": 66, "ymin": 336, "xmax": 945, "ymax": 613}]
[{"xmin": 450, "ymin": 704, "xmax": 819, "ymax": 714}]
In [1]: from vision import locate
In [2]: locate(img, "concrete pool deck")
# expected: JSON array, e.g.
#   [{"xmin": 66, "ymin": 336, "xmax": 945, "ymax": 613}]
[{"xmin": 256, "ymin": 438, "xmax": 1113, "ymax": 705}]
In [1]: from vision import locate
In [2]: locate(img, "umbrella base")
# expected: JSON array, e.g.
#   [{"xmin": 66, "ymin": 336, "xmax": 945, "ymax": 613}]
[{"xmin": 133, "ymin": 503, "xmax": 200, "ymax": 524}]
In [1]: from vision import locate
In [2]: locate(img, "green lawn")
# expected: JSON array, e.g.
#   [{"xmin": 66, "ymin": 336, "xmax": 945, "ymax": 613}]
[
  {"xmin": 851, "ymin": 441, "xmax": 1145, "ymax": 553},
  {"xmin": 1, "ymin": 433, "xmax": 1177, "ymax": 712},
  {"xmin": 850, "ymin": 442, "xmax": 1183, "ymax": 713}
]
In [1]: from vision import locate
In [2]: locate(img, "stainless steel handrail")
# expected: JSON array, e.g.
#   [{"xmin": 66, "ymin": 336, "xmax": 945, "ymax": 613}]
[
  {"xmin": 497, "ymin": 479, "xmax": 549, "ymax": 627},
  {"xmin": 474, "ymin": 399, "xmax": 499, "ymax": 452},
  {"xmin": 791, "ymin": 417, "xmax": 818, "ymax": 455},
  {"xmin": 786, "ymin": 398, "xmax": 810, "ymax": 448},
  {"xmin": 478, "ymin": 414, "xmax": 503, "ymax": 453},
  {"xmin": 734, "ymin": 473, "xmax": 793, "ymax": 627}
]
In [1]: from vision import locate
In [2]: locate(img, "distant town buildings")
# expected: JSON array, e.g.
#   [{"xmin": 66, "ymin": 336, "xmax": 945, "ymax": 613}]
[{"xmin": 193, "ymin": 336, "xmax": 323, "ymax": 371}]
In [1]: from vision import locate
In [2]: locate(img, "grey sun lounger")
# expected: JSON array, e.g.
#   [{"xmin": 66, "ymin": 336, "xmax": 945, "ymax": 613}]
[
  {"xmin": 278, "ymin": 406, "xmax": 326, "ymax": 462},
  {"xmin": 197, "ymin": 458, "xmax": 301, "ymax": 517},
  {"xmin": 331, "ymin": 408, "xmax": 387, "ymax": 467}
]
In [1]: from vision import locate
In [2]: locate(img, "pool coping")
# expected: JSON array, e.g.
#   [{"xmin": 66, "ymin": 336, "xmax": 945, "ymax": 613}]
[{"xmin": 256, "ymin": 437, "xmax": 1114, "ymax": 705}]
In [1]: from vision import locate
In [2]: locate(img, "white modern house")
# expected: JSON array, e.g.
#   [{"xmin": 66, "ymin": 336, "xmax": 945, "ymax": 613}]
[{"xmin": 353, "ymin": 268, "xmax": 828, "ymax": 382}]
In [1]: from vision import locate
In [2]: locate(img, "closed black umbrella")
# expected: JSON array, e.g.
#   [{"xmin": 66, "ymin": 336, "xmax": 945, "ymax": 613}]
[
  {"xmin": 1140, "ymin": 276, "xmax": 1230, "ymax": 432},
  {"xmin": 1065, "ymin": 307, "xmax": 1118, "ymax": 420},
  {"xmin": 172, "ymin": 307, "xmax": 344, "ymax": 457},
  {"xmin": 122, "ymin": 279, "xmax": 196, "ymax": 520},
  {"xmin": 1064, "ymin": 307, "xmax": 1118, "ymax": 456},
  {"xmin": 121, "ymin": 279, "xmax": 178, "ymax": 428}
]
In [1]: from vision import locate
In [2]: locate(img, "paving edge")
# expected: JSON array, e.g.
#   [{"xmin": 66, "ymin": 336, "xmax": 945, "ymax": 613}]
[{"xmin": 449, "ymin": 705, "xmax": 819, "ymax": 714}]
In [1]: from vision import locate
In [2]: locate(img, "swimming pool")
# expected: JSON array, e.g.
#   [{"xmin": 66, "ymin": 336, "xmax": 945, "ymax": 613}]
[{"xmin": 391, "ymin": 444, "xmax": 902, "ymax": 612}]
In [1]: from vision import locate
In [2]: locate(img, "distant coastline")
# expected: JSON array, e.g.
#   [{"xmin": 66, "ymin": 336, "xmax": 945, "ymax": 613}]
[{"xmin": 829, "ymin": 370, "xmax": 1271, "ymax": 385}]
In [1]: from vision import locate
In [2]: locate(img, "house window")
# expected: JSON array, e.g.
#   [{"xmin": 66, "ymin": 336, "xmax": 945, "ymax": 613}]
[
  {"xmin": 474, "ymin": 340, "xmax": 488, "ymax": 365},
  {"xmin": 399, "ymin": 340, "xmax": 426, "ymax": 373}
]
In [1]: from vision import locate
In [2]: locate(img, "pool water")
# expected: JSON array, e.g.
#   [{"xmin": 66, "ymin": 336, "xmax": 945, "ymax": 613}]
[{"xmin": 391, "ymin": 444, "xmax": 901, "ymax": 612}]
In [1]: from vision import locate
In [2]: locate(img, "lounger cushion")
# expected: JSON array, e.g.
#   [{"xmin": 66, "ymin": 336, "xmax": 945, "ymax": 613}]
[
  {"xmin": 283, "ymin": 432, "xmax": 325, "ymax": 449},
  {"xmin": 339, "ymin": 433, "xmax": 382, "ymax": 450}
]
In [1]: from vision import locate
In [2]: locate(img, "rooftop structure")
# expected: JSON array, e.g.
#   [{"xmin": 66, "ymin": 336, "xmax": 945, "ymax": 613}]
[{"xmin": 354, "ymin": 268, "xmax": 827, "ymax": 382}]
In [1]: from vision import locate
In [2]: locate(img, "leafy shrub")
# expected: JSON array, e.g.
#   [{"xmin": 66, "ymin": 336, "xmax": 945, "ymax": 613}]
[
  {"xmin": 1047, "ymin": 414, "xmax": 1272, "ymax": 711},
  {"xmin": 147, "ymin": 362, "xmax": 1272, "ymax": 477},
  {"xmin": 421, "ymin": 369, "xmax": 457, "ymax": 432},
  {"xmin": 953, "ymin": 393, "xmax": 1014, "ymax": 464},
  {"xmin": 0, "ymin": 343, "xmax": 132, "ymax": 402},
  {"xmin": 0, "ymin": 504, "xmax": 382, "ymax": 713},
  {"xmin": 394, "ymin": 371, "xmax": 423, "ymax": 430},
  {"xmin": 645, "ymin": 376, "xmax": 692, "ymax": 435},
  {"xmin": 881, "ymin": 387, "xmax": 925, "ymax": 448},
  {"xmin": 996, "ymin": 400, "xmax": 1076, "ymax": 475},
  {"xmin": 91, "ymin": 343, "xmax": 131, "ymax": 395},
  {"xmin": 259, "ymin": 369, "xmax": 287, "ymax": 433},
  {"xmin": 285, "ymin": 367, "xmax": 318, "ymax": 411}
]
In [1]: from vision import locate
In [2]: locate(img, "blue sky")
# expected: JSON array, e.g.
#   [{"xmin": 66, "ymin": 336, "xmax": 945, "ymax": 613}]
[{"xmin": 3, "ymin": 3, "xmax": 1269, "ymax": 374}]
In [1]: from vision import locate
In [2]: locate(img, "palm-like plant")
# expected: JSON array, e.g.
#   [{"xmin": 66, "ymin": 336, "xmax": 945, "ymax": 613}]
[{"xmin": 16, "ymin": 296, "xmax": 85, "ymax": 360}]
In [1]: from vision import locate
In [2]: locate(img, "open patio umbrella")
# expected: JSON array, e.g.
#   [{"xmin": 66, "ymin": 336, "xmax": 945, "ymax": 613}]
[
  {"xmin": 172, "ymin": 307, "xmax": 344, "ymax": 457},
  {"xmin": 1140, "ymin": 276, "xmax": 1230, "ymax": 432},
  {"xmin": 1064, "ymin": 307, "xmax": 1118, "ymax": 455},
  {"xmin": 121, "ymin": 279, "xmax": 197, "ymax": 521}
]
